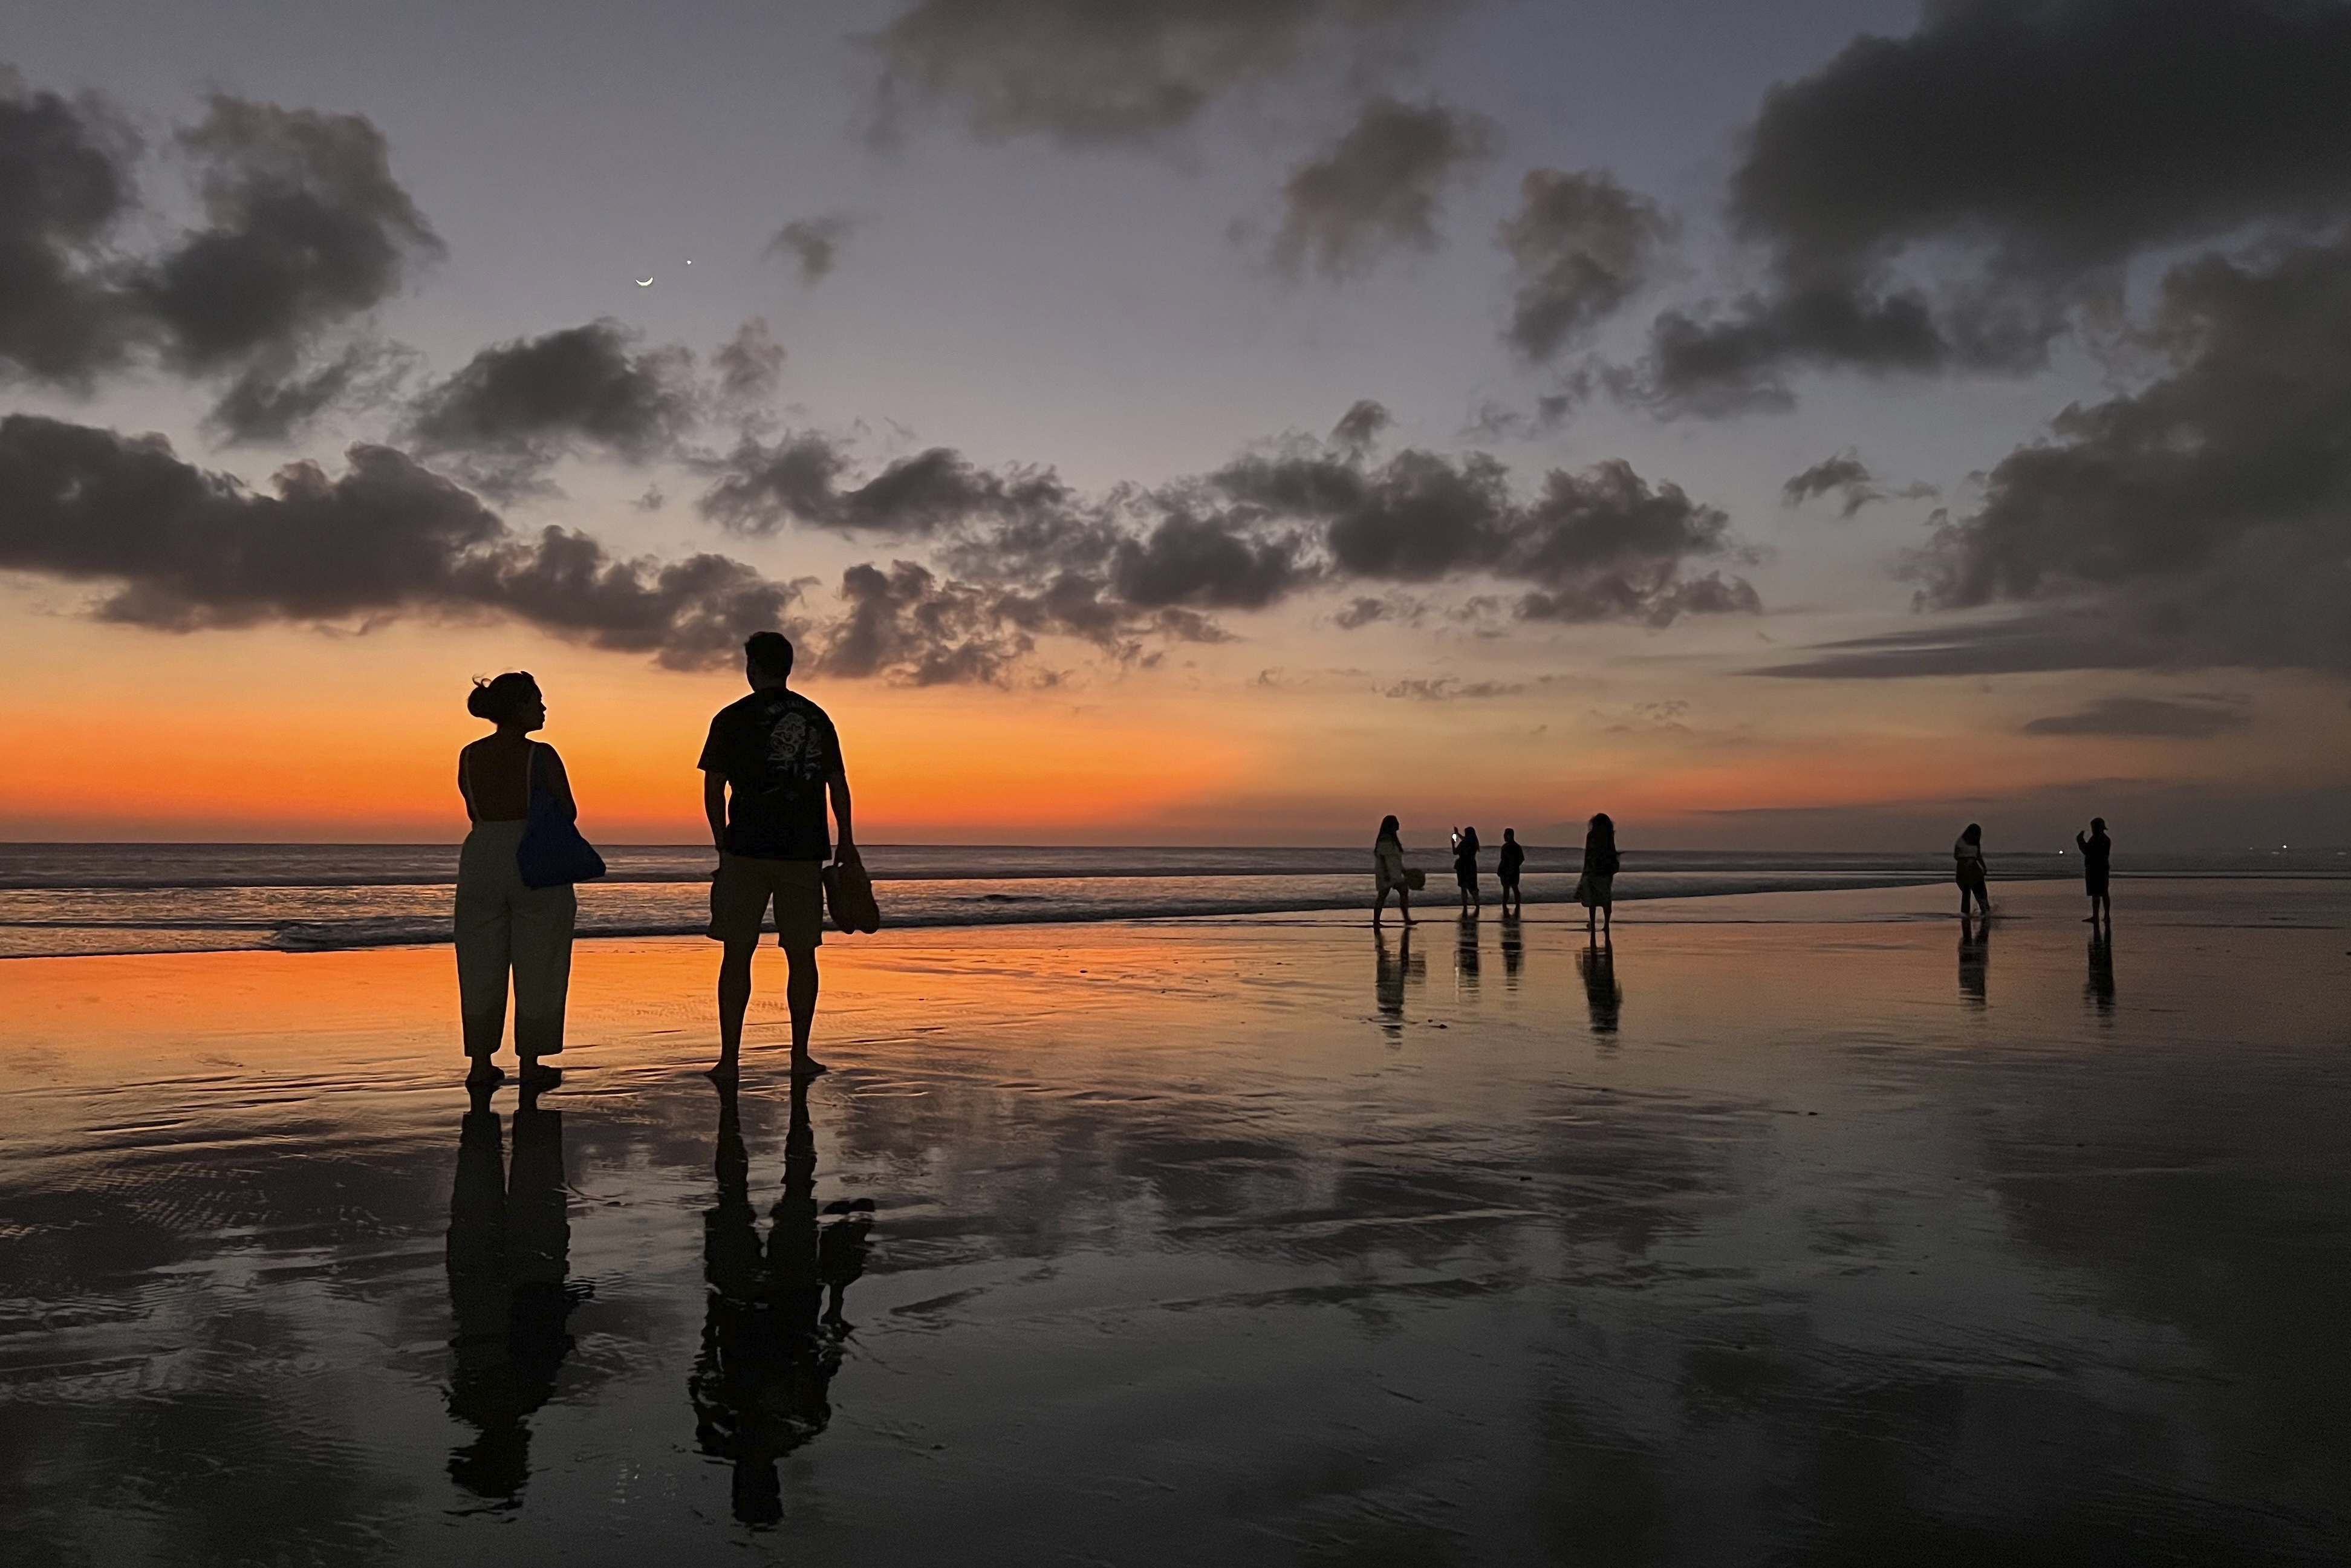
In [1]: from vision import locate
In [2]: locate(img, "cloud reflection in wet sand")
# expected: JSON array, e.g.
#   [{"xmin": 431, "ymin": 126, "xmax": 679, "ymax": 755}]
[{"xmin": 1, "ymin": 880, "xmax": 2347, "ymax": 1563}]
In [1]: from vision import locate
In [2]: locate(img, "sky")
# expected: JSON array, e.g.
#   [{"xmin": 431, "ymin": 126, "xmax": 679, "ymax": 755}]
[{"xmin": 2, "ymin": 0, "xmax": 2346, "ymax": 848}]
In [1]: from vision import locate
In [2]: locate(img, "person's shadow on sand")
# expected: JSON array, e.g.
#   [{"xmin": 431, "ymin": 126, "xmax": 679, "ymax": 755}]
[
  {"xmin": 1374, "ymin": 928, "xmax": 1425, "ymax": 1042},
  {"xmin": 1578, "ymin": 939, "xmax": 1622, "ymax": 1035},
  {"xmin": 1959, "ymin": 916, "xmax": 1990, "ymax": 1009},
  {"xmin": 444, "ymin": 1082, "xmax": 586, "ymax": 1503},
  {"xmin": 691, "ymin": 1076, "xmax": 872, "ymax": 1527}
]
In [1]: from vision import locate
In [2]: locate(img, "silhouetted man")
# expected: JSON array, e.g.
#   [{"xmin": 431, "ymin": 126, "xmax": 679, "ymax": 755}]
[
  {"xmin": 700, "ymin": 632, "xmax": 857, "ymax": 1078},
  {"xmin": 2075, "ymin": 817, "xmax": 2112, "ymax": 928}
]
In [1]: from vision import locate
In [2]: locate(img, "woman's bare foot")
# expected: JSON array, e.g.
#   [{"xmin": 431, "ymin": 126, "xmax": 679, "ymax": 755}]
[{"xmin": 790, "ymin": 1055, "xmax": 829, "ymax": 1079}]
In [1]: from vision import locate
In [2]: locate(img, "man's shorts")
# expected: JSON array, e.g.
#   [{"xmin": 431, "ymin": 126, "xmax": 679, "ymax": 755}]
[{"xmin": 708, "ymin": 853, "xmax": 825, "ymax": 950}]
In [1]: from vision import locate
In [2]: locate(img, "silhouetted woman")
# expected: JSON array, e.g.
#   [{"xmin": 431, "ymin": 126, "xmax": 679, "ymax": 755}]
[
  {"xmin": 1954, "ymin": 822, "xmax": 1991, "ymax": 917},
  {"xmin": 457, "ymin": 672, "xmax": 579, "ymax": 1085},
  {"xmin": 1453, "ymin": 825, "xmax": 1482, "ymax": 914},
  {"xmin": 2075, "ymin": 817, "xmax": 2112, "ymax": 926},
  {"xmin": 1579, "ymin": 813, "xmax": 1619, "ymax": 937},
  {"xmin": 1373, "ymin": 815, "xmax": 1414, "ymax": 928},
  {"xmin": 1496, "ymin": 828, "xmax": 1526, "ymax": 916}
]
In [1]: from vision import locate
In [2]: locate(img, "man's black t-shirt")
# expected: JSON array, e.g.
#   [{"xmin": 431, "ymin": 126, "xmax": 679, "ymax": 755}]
[{"xmin": 698, "ymin": 689, "xmax": 844, "ymax": 860}]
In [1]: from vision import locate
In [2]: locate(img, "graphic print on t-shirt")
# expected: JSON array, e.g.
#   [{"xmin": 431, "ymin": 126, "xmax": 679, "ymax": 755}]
[{"xmin": 764, "ymin": 711, "xmax": 817, "ymax": 776}]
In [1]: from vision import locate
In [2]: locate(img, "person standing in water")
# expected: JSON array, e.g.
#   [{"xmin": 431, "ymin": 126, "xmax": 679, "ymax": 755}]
[
  {"xmin": 700, "ymin": 632, "xmax": 858, "ymax": 1080},
  {"xmin": 1373, "ymin": 815, "xmax": 1415, "ymax": 928},
  {"xmin": 1495, "ymin": 828, "xmax": 1526, "ymax": 917},
  {"xmin": 2075, "ymin": 817, "xmax": 2112, "ymax": 926},
  {"xmin": 455, "ymin": 672, "xmax": 579, "ymax": 1088},
  {"xmin": 1579, "ymin": 813, "xmax": 1619, "ymax": 937},
  {"xmin": 1453, "ymin": 825, "xmax": 1482, "ymax": 915},
  {"xmin": 1954, "ymin": 822, "xmax": 1991, "ymax": 917}
]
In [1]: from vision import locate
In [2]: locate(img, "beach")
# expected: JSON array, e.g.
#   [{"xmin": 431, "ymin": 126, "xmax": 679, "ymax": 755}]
[{"xmin": 4, "ymin": 877, "xmax": 2347, "ymax": 1564}]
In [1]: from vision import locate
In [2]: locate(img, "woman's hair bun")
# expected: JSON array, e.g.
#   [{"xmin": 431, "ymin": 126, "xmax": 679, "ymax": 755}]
[{"xmin": 468, "ymin": 671, "xmax": 539, "ymax": 722}]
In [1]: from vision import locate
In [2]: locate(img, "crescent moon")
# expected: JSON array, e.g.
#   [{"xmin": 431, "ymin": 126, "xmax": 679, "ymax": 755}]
[{"xmin": 635, "ymin": 276, "xmax": 654, "ymax": 287}]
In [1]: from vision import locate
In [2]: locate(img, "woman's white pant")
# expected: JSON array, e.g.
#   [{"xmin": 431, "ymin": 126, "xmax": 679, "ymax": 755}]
[{"xmin": 455, "ymin": 821, "xmax": 577, "ymax": 1059}]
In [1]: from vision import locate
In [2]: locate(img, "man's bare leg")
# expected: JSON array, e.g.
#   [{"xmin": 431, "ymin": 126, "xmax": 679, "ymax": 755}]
[
  {"xmin": 712, "ymin": 937, "xmax": 757, "ymax": 1078},
  {"xmin": 785, "ymin": 943, "xmax": 825, "ymax": 1077}
]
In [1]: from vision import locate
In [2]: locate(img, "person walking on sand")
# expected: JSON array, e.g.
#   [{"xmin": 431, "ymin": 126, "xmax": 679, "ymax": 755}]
[
  {"xmin": 2075, "ymin": 817, "xmax": 2112, "ymax": 926},
  {"xmin": 1453, "ymin": 825, "xmax": 1483, "ymax": 915},
  {"xmin": 1373, "ymin": 815, "xmax": 1416, "ymax": 928},
  {"xmin": 1579, "ymin": 813, "xmax": 1619, "ymax": 937},
  {"xmin": 700, "ymin": 632, "xmax": 859, "ymax": 1081},
  {"xmin": 455, "ymin": 672, "xmax": 579, "ymax": 1088},
  {"xmin": 1496, "ymin": 828, "xmax": 1526, "ymax": 917},
  {"xmin": 1954, "ymin": 822, "xmax": 1991, "ymax": 917}
]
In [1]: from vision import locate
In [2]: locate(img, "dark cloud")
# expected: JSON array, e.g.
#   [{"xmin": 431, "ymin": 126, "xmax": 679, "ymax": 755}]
[
  {"xmin": 1333, "ymin": 594, "xmax": 1400, "ymax": 629},
  {"xmin": 0, "ymin": 73, "xmax": 138, "ymax": 384},
  {"xmin": 1109, "ymin": 510, "xmax": 1309, "ymax": 608},
  {"xmin": 1498, "ymin": 168, "xmax": 1672, "ymax": 360},
  {"xmin": 765, "ymin": 215, "xmax": 854, "ymax": 285},
  {"xmin": 865, "ymin": 0, "xmax": 1462, "ymax": 147},
  {"xmin": 1909, "ymin": 235, "xmax": 2351, "ymax": 674},
  {"xmin": 140, "ymin": 97, "xmax": 440, "ymax": 371},
  {"xmin": 712, "ymin": 317, "xmax": 785, "ymax": 403},
  {"xmin": 0, "ymin": 77, "xmax": 435, "ymax": 435},
  {"xmin": 1781, "ymin": 448, "xmax": 1934, "ymax": 517},
  {"xmin": 1748, "ymin": 619, "xmax": 2155, "ymax": 680},
  {"xmin": 1383, "ymin": 677, "xmax": 1525, "ymax": 699},
  {"xmin": 406, "ymin": 320, "xmax": 699, "ymax": 498},
  {"xmin": 701, "ymin": 434, "xmax": 1081, "ymax": 539},
  {"xmin": 1639, "ymin": 0, "xmax": 2351, "ymax": 410},
  {"xmin": 2023, "ymin": 695, "xmax": 2250, "ymax": 738},
  {"xmin": 813, "ymin": 559, "xmax": 1029, "ymax": 685},
  {"xmin": 1269, "ymin": 97, "xmax": 1494, "ymax": 279},
  {"xmin": 1330, "ymin": 398, "xmax": 1391, "ymax": 454},
  {"xmin": 0, "ymin": 413, "xmax": 804, "ymax": 669}
]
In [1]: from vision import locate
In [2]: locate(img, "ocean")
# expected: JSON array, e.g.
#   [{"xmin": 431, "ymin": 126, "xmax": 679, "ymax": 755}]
[{"xmin": 0, "ymin": 842, "xmax": 2341, "ymax": 959}]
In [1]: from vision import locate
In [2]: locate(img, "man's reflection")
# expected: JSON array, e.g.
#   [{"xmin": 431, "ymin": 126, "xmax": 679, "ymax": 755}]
[
  {"xmin": 444, "ymin": 1081, "xmax": 580, "ymax": 1502},
  {"xmin": 1500, "ymin": 911, "xmax": 1523, "ymax": 991},
  {"xmin": 1959, "ymin": 915, "xmax": 1989, "ymax": 1008},
  {"xmin": 2086, "ymin": 929, "xmax": 2116, "ymax": 1017},
  {"xmin": 1373, "ymin": 928, "xmax": 1423, "ymax": 1041},
  {"xmin": 1578, "ymin": 937, "xmax": 1621, "ymax": 1035},
  {"xmin": 692, "ymin": 1076, "xmax": 873, "ymax": 1527},
  {"xmin": 1455, "ymin": 914, "xmax": 1481, "ymax": 993}
]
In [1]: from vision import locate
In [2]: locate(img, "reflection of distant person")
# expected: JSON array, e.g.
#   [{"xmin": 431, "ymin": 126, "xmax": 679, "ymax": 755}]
[
  {"xmin": 444, "ymin": 1079, "xmax": 579, "ymax": 1500},
  {"xmin": 701, "ymin": 633, "xmax": 859, "ymax": 1081},
  {"xmin": 2086, "ymin": 929, "xmax": 2116, "ymax": 1017},
  {"xmin": 1453, "ymin": 825, "xmax": 1482, "ymax": 914},
  {"xmin": 2075, "ymin": 818, "xmax": 2112, "ymax": 926},
  {"xmin": 1954, "ymin": 822, "xmax": 1991, "ymax": 917},
  {"xmin": 1496, "ymin": 828, "xmax": 1526, "ymax": 916},
  {"xmin": 1958, "ymin": 916, "xmax": 1989, "ymax": 1007},
  {"xmin": 1578, "ymin": 942, "xmax": 1621, "ymax": 1034},
  {"xmin": 456, "ymin": 672, "xmax": 578, "ymax": 1087},
  {"xmin": 1456, "ymin": 912, "xmax": 1480, "ymax": 989},
  {"xmin": 1579, "ymin": 814, "xmax": 1619, "ymax": 936},
  {"xmin": 1373, "ymin": 927, "xmax": 1417, "ymax": 1039},
  {"xmin": 691, "ymin": 1075, "xmax": 871, "ymax": 1527},
  {"xmin": 1373, "ymin": 816, "xmax": 1415, "ymax": 928},
  {"xmin": 1500, "ymin": 909, "xmax": 1523, "ymax": 989}
]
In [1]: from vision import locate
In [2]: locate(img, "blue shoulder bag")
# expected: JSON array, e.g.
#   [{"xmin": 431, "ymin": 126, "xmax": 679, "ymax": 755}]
[{"xmin": 517, "ymin": 743, "xmax": 608, "ymax": 889}]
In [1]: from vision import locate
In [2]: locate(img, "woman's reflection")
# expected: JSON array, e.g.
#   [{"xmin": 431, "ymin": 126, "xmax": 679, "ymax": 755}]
[
  {"xmin": 1500, "ymin": 911, "xmax": 1523, "ymax": 991},
  {"xmin": 1578, "ymin": 936, "xmax": 1622, "ymax": 1035},
  {"xmin": 1958, "ymin": 915, "xmax": 1990, "ymax": 1008},
  {"xmin": 444, "ymin": 1080, "xmax": 580, "ymax": 1503},
  {"xmin": 691, "ymin": 1076, "xmax": 873, "ymax": 1527},
  {"xmin": 1373, "ymin": 928, "xmax": 1423, "ymax": 1041},
  {"xmin": 2086, "ymin": 929, "xmax": 2116, "ymax": 1017},
  {"xmin": 1455, "ymin": 913, "xmax": 1481, "ymax": 993}
]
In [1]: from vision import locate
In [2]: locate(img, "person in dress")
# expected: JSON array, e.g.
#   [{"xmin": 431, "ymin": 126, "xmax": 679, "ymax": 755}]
[
  {"xmin": 1954, "ymin": 822, "xmax": 1991, "ymax": 917},
  {"xmin": 1373, "ymin": 815, "xmax": 1415, "ymax": 928},
  {"xmin": 1452, "ymin": 825, "xmax": 1482, "ymax": 916},
  {"xmin": 1579, "ymin": 813, "xmax": 1619, "ymax": 937},
  {"xmin": 454, "ymin": 672, "xmax": 579, "ymax": 1087},
  {"xmin": 2075, "ymin": 817, "xmax": 2112, "ymax": 927}
]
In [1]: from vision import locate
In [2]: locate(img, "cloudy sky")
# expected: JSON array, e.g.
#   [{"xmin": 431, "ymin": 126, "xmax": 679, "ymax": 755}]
[{"xmin": 3, "ymin": 0, "xmax": 2346, "ymax": 846}]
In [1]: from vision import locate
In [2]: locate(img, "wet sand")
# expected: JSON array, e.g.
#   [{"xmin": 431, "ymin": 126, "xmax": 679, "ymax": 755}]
[{"xmin": 3, "ymin": 879, "xmax": 2347, "ymax": 1564}]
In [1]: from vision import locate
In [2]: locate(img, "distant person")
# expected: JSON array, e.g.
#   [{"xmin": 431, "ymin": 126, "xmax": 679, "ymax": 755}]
[
  {"xmin": 455, "ymin": 672, "xmax": 578, "ymax": 1087},
  {"xmin": 701, "ymin": 633, "xmax": 858, "ymax": 1080},
  {"xmin": 1373, "ymin": 815, "xmax": 1415, "ymax": 928},
  {"xmin": 1453, "ymin": 825, "xmax": 1482, "ymax": 914},
  {"xmin": 1954, "ymin": 822, "xmax": 1991, "ymax": 917},
  {"xmin": 1496, "ymin": 828, "xmax": 1526, "ymax": 916},
  {"xmin": 1579, "ymin": 813, "xmax": 1619, "ymax": 937},
  {"xmin": 2075, "ymin": 818, "xmax": 2112, "ymax": 926}
]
